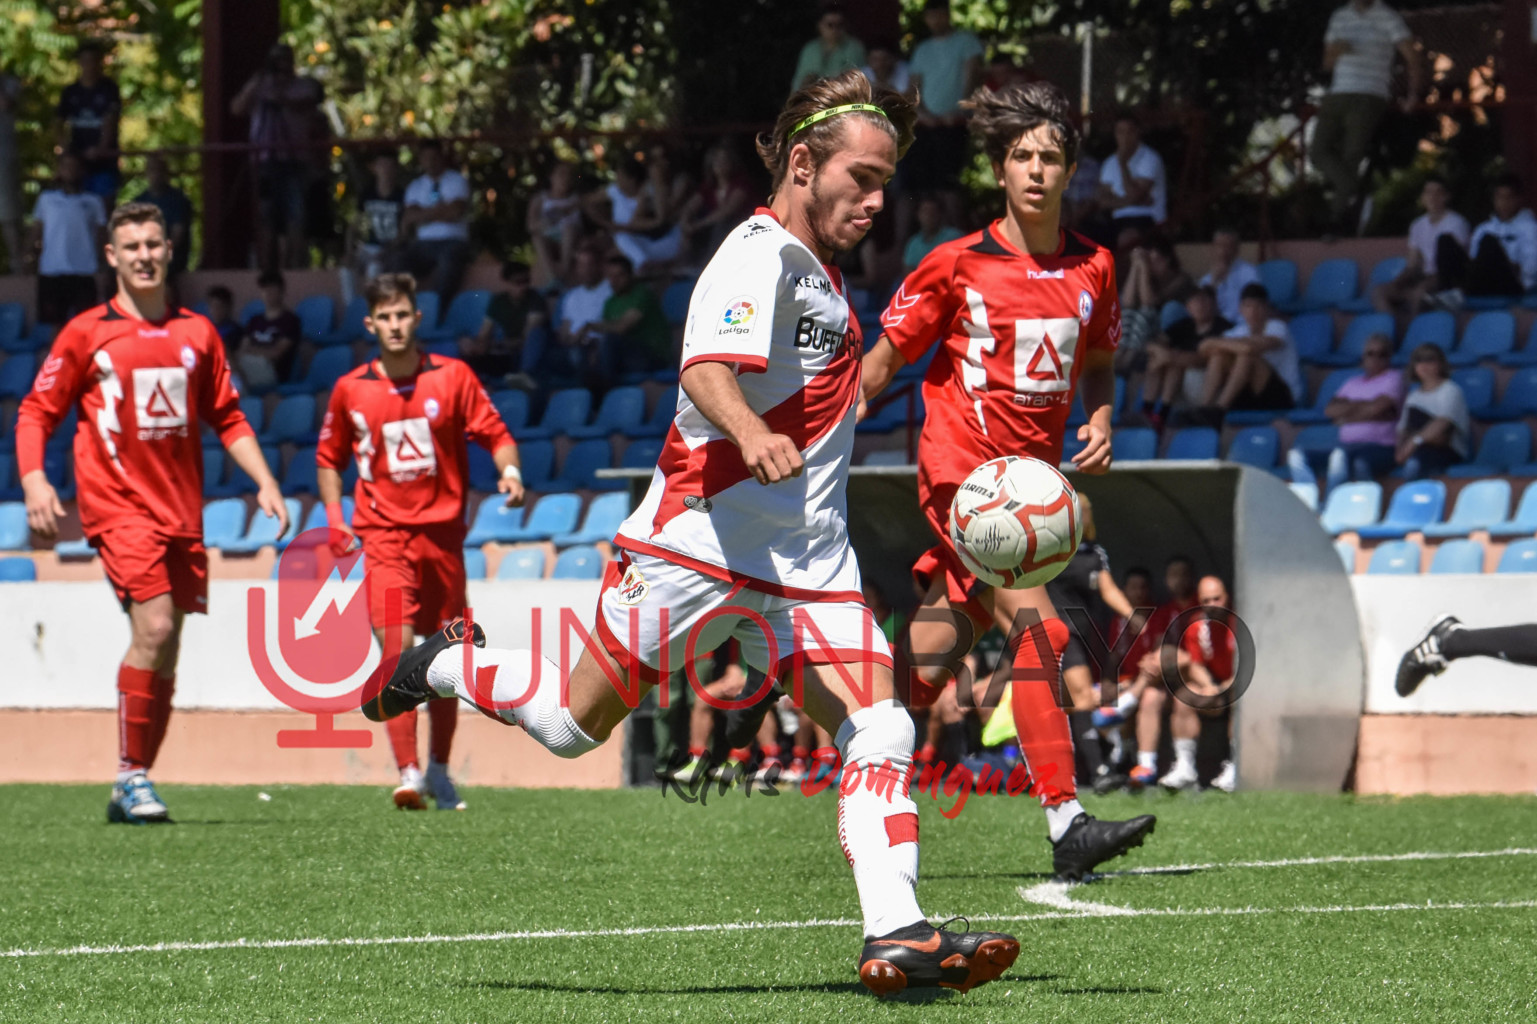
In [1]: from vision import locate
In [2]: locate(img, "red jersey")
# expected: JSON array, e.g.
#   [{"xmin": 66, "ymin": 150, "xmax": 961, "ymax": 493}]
[
  {"xmin": 1180, "ymin": 614, "xmax": 1238, "ymax": 683},
  {"xmin": 880, "ymin": 224, "xmax": 1120, "ymax": 466},
  {"xmin": 14, "ymin": 300, "xmax": 253, "ymax": 540},
  {"xmin": 315, "ymin": 353, "xmax": 515, "ymax": 531}
]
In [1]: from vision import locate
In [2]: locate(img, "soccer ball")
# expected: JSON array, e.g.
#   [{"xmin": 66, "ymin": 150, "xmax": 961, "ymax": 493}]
[{"xmin": 948, "ymin": 456, "xmax": 1083, "ymax": 590}]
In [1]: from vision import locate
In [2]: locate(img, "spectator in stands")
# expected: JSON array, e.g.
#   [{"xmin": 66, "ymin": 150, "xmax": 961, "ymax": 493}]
[
  {"xmin": 237, "ymin": 270, "xmax": 301, "ymax": 393},
  {"xmin": 1289, "ymin": 333, "xmax": 1403, "ymax": 492},
  {"xmin": 862, "ymin": 44, "xmax": 912, "ymax": 97},
  {"xmin": 1063, "ymin": 146, "xmax": 1102, "ymax": 236},
  {"xmin": 348, "ymin": 151, "xmax": 406, "ymax": 285},
  {"xmin": 1315, "ymin": 0, "xmax": 1421, "ymax": 231},
  {"xmin": 232, "ymin": 42, "xmax": 327, "ymax": 270},
  {"xmin": 906, "ymin": 0, "xmax": 984, "ymax": 227},
  {"xmin": 26, "ymin": 153, "xmax": 105, "ymax": 325},
  {"xmin": 1198, "ymin": 227, "xmax": 1261, "ymax": 323},
  {"xmin": 1373, "ymin": 175, "xmax": 1470, "ymax": 314},
  {"xmin": 579, "ymin": 254, "xmax": 672, "ymax": 384},
  {"xmin": 459, "ymin": 260, "xmax": 546, "ymax": 386},
  {"xmin": 205, "ymin": 285, "xmax": 243, "ymax": 355},
  {"xmin": 555, "ymin": 248, "xmax": 614, "ymax": 362},
  {"xmin": 1196, "ymin": 282, "xmax": 1301, "ymax": 420},
  {"xmin": 902, "ymin": 195, "xmax": 962, "ymax": 273},
  {"xmin": 527, "ymin": 161, "xmax": 583, "ymax": 289},
  {"xmin": 401, "ymin": 139, "xmax": 474, "ymax": 301},
  {"xmin": 1396, "ymin": 343, "xmax": 1469, "ymax": 478},
  {"xmin": 0, "ymin": 63, "xmax": 20, "ymax": 272},
  {"xmin": 130, "ymin": 155, "xmax": 193, "ymax": 286},
  {"xmin": 55, "ymin": 41, "xmax": 121, "ymax": 208},
  {"xmin": 646, "ymin": 142, "xmax": 693, "ymax": 221},
  {"xmin": 792, "ymin": 2, "xmax": 867, "ymax": 91},
  {"xmin": 1138, "ymin": 286, "xmax": 1232, "ymax": 432},
  {"xmin": 1118, "ymin": 238, "xmax": 1196, "ymax": 364},
  {"xmin": 1096, "ymin": 113, "xmax": 1167, "ymax": 246},
  {"xmin": 585, "ymin": 157, "xmax": 683, "ymax": 277},
  {"xmin": 1465, "ymin": 174, "xmax": 1537, "ymax": 300},
  {"xmin": 679, "ymin": 146, "xmax": 754, "ymax": 260}
]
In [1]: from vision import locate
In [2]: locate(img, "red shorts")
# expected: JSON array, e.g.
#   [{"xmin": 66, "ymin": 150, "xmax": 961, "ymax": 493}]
[
  {"xmin": 358, "ymin": 523, "xmax": 468, "ymax": 635},
  {"xmin": 93, "ymin": 526, "xmax": 209, "ymax": 614}
]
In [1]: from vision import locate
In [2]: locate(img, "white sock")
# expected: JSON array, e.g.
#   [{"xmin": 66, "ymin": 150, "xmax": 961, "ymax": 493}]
[
  {"xmin": 1107, "ymin": 729, "xmax": 1126, "ymax": 765},
  {"xmin": 1045, "ymin": 798, "xmax": 1086, "ymax": 842},
  {"xmin": 426, "ymin": 646, "xmax": 599, "ymax": 758},
  {"xmin": 1137, "ymin": 750, "xmax": 1157, "ymax": 772},
  {"xmin": 1174, "ymin": 737, "xmax": 1197, "ymax": 770},
  {"xmin": 1116, "ymin": 690, "xmax": 1140, "ymax": 715},
  {"xmin": 834, "ymin": 699, "xmax": 926, "ymax": 938},
  {"xmin": 115, "ymin": 769, "xmax": 145, "ymax": 786},
  {"xmin": 399, "ymin": 764, "xmax": 424, "ymax": 789}
]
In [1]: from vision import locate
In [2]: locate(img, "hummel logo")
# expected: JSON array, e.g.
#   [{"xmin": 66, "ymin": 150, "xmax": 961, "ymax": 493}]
[
  {"xmin": 1027, "ymin": 269, "xmax": 1064, "ymax": 280},
  {"xmin": 883, "ymin": 284, "xmax": 921, "ymax": 327}
]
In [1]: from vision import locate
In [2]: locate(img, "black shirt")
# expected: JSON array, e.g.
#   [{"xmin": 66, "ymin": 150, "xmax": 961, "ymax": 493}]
[
  {"xmin": 244, "ymin": 310, "xmax": 302, "ymax": 381},
  {"xmin": 1046, "ymin": 541, "xmax": 1112, "ymax": 626},
  {"xmin": 57, "ymin": 79, "xmax": 122, "ymax": 176},
  {"xmin": 1165, "ymin": 315, "xmax": 1233, "ymax": 353},
  {"xmin": 358, "ymin": 182, "xmax": 406, "ymax": 246}
]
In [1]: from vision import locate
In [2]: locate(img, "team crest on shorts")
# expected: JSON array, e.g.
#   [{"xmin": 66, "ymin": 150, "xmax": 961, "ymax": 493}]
[
  {"xmin": 616, "ymin": 565, "xmax": 650, "ymax": 606},
  {"xmin": 1078, "ymin": 290, "xmax": 1093, "ymax": 325}
]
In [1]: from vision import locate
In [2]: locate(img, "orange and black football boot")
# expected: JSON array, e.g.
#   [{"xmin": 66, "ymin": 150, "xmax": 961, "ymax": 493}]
[{"xmin": 857, "ymin": 918, "xmax": 1020, "ymax": 996}]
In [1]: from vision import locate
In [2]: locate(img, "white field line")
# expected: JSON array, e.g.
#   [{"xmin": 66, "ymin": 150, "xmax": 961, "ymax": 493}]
[{"xmin": 5, "ymin": 847, "xmax": 1537, "ymax": 961}]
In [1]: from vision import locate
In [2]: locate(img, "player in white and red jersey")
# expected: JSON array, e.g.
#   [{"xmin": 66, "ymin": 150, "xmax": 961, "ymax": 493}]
[
  {"xmin": 315, "ymin": 273, "xmax": 522, "ymax": 811},
  {"xmin": 362, "ymin": 70, "xmax": 1020, "ymax": 997},
  {"xmin": 861, "ymin": 81, "xmax": 1155, "ymax": 881},
  {"xmin": 15, "ymin": 202, "xmax": 287, "ymax": 824},
  {"xmin": 1158, "ymin": 575, "xmax": 1240, "ymax": 793}
]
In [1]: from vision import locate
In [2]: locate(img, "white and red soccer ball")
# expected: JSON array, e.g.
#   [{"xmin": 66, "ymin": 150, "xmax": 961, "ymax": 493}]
[{"xmin": 948, "ymin": 456, "xmax": 1082, "ymax": 590}]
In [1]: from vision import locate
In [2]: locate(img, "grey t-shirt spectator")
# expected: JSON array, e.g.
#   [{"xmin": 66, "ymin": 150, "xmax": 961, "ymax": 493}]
[
  {"xmin": 1324, "ymin": 0, "xmax": 1412, "ymax": 99},
  {"xmin": 405, "ymin": 170, "xmax": 471, "ymax": 242},
  {"xmin": 909, "ymin": 30, "xmax": 984, "ymax": 117},
  {"xmin": 1398, "ymin": 380, "xmax": 1470, "ymax": 458},
  {"xmin": 1223, "ymin": 317, "xmax": 1303, "ymax": 400},
  {"xmin": 33, "ymin": 188, "xmax": 106, "ymax": 276},
  {"xmin": 1199, "ymin": 259, "xmax": 1262, "ymax": 323}
]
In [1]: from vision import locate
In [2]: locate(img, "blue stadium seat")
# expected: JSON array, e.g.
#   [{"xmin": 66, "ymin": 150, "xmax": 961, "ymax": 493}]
[
  {"xmin": 0, "ymin": 502, "xmax": 30, "ymax": 550},
  {"xmin": 0, "ymin": 353, "xmax": 37, "ymax": 399},
  {"xmin": 278, "ymin": 347, "xmax": 353, "ymax": 396},
  {"xmin": 1334, "ymin": 538, "xmax": 1355, "ymax": 571},
  {"xmin": 1445, "ymin": 423, "xmax": 1532, "ymax": 478},
  {"xmin": 465, "ymin": 494, "xmax": 526, "ymax": 547},
  {"xmin": 1392, "ymin": 311, "xmax": 1456, "ymax": 365},
  {"xmin": 517, "ymin": 440, "xmax": 555, "ymax": 491},
  {"xmin": 467, "ymin": 445, "xmax": 498, "ymax": 493},
  {"xmin": 568, "ymin": 386, "xmax": 647, "ymax": 439},
  {"xmin": 1340, "ymin": 256, "xmax": 1409, "ymax": 312},
  {"xmin": 202, "ymin": 447, "xmax": 226, "ymax": 495},
  {"xmin": 1226, "ymin": 426, "xmax": 1279, "ymax": 469},
  {"xmin": 316, "ymin": 295, "xmax": 370, "ymax": 347},
  {"xmin": 210, "ymin": 444, "xmax": 280, "ymax": 498},
  {"xmin": 519, "ymin": 388, "xmax": 592, "ymax": 441},
  {"xmin": 661, "ymin": 280, "xmax": 694, "ymax": 327},
  {"xmin": 1320, "ymin": 481, "xmax": 1382, "ymax": 535},
  {"xmin": 414, "ymin": 291, "xmax": 442, "ymax": 337},
  {"xmin": 1428, "ymin": 539, "xmax": 1485, "ymax": 574},
  {"xmin": 1164, "ymin": 427, "xmax": 1219, "ymax": 460},
  {"xmin": 1289, "ymin": 257, "xmax": 1358, "ymax": 312},
  {"xmin": 1115, "ymin": 427, "xmax": 1158, "ymax": 462},
  {"xmin": 1288, "ymin": 369, "xmax": 1357, "ymax": 424},
  {"xmin": 1450, "ymin": 367, "xmax": 1494, "ymax": 413},
  {"xmin": 1448, "ymin": 311, "xmax": 1516, "ymax": 366},
  {"xmin": 239, "ymin": 396, "xmax": 266, "ymax": 436},
  {"xmin": 1316, "ymin": 313, "xmax": 1394, "ymax": 369},
  {"xmin": 552, "ymin": 492, "xmax": 631, "ymax": 548},
  {"xmin": 547, "ymin": 439, "xmax": 619, "ymax": 491},
  {"xmin": 1423, "ymin": 479, "xmax": 1510, "ymax": 539},
  {"xmin": 0, "ymin": 303, "xmax": 26, "ymax": 353},
  {"xmin": 462, "ymin": 548, "xmax": 488, "ymax": 580},
  {"xmin": 294, "ymin": 295, "xmax": 335, "ymax": 343},
  {"xmin": 260, "ymin": 394, "xmax": 318, "ymax": 445},
  {"xmin": 1291, "ymin": 481, "xmax": 1320, "ymax": 511},
  {"xmin": 238, "ymin": 297, "xmax": 264, "ymax": 324},
  {"xmin": 1498, "ymin": 320, "xmax": 1537, "ymax": 367},
  {"xmin": 620, "ymin": 437, "xmax": 665, "ymax": 470},
  {"xmin": 220, "ymin": 498, "xmax": 303, "ymax": 554},
  {"xmin": 1257, "ymin": 259, "xmax": 1299, "ymax": 308},
  {"xmin": 1498, "ymin": 538, "xmax": 1537, "ymax": 572},
  {"xmin": 43, "ymin": 448, "xmax": 73, "ymax": 501},
  {"xmin": 495, "ymin": 546, "xmax": 547, "ymax": 580},
  {"xmin": 491, "ymin": 389, "xmax": 531, "ymax": 433},
  {"xmin": 862, "ymin": 449, "xmax": 911, "ymax": 467},
  {"xmin": 1490, "ymin": 481, "xmax": 1537, "ymax": 538},
  {"xmin": 202, "ymin": 498, "xmax": 248, "ymax": 550},
  {"xmin": 1058, "ymin": 434, "xmax": 1088, "ymax": 468},
  {"xmin": 0, "ymin": 556, "xmax": 36, "ymax": 582},
  {"xmin": 860, "ymin": 389, "xmax": 926, "ymax": 433},
  {"xmin": 1367, "ymin": 540, "xmax": 1421, "ymax": 574},
  {"xmin": 421, "ymin": 290, "xmax": 490, "ymax": 342},
  {"xmin": 0, "ymin": 451, "xmax": 18, "ymax": 502},
  {"xmin": 504, "ymin": 493, "xmax": 581, "ymax": 542},
  {"xmin": 551, "ymin": 545, "xmax": 606, "ymax": 580},
  {"xmin": 633, "ymin": 386, "xmax": 679, "ymax": 439},
  {"xmin": 1288, "ymin": 312, "xmax": 1335, "ymax": 363},
  {"xmin": 299, "ymin": 496, "xmax": 353, "ymax": 534},
  {"xmin": 280, "ymin": 448, "xmax": 319, "ymax": 495},
  {"xmin": 1357, "ymin": 480, "xmax": 1445, "ymax": 539},
  {"xmin": 1476, "ymin": 367, "xmax": 1537, "ymax": 420}
]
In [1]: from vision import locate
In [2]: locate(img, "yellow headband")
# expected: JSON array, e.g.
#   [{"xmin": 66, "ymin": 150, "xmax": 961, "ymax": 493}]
[{"xmin": 790, "ymin": 103, "xmax": 888, "ymax": 138}]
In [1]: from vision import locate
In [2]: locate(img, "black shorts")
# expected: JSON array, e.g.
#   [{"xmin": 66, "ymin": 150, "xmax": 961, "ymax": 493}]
[
  {"xmin": 904, "ymin": 124, "xmax": 970, "ymax": 192},
  {"xmin": 1061, "ymin": 633, "xmax": 1091, "ymax": 675},
  {"xmin": 1232, "ymin": 370, "xmax": 1294, "ymax": 411}
]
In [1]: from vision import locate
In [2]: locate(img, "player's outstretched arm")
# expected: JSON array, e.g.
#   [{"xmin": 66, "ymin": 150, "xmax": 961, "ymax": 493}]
[
  {"xmin": 227, "ymin": 435, "xmax": 289, "ymax": 535},
  {"xmin": 859, "ymin": 336, "xmax": 907, "ymax": 409},
  {"xmin": 680, "ymin": 361, "xmax": 803, "ymax": 485},
  {"xmin": 492, "ymin": 443, "xmax": 526, "ymax": 508},
  {"xmin": 1072, "ymin": 349, "xmax": 1116, "ymax": 475}
]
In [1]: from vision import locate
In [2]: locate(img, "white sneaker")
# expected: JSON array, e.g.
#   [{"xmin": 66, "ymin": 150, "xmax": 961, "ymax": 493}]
[
  {"xmin": 1158, "ymin": 760, "xmax": 1199, "ymax": 791},
  {"xmin": 393, "ymin": 765, "xmax": 427, "ymax": 810},
  {"xmin": 425, "ymin": 760, "xmax": 466, "ymax": 810},
  {"xmin": 1211, "ymin": 760, "xmax": 1237, "ymax": 793}
]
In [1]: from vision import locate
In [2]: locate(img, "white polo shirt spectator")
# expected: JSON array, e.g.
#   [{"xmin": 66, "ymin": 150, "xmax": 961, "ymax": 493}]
[
  {"xmin": 1199, "ymin": 260, "xmax": 1261, "ymax": 323},
  {"xmin": 34, "ymin": 187, "xmax": 105, "ymax": 276},
  {"xmin": 1099, "ymin": 144, "xmax": 1167, "ymax": 224},
  {"xmin": 405, "ymin": 168, "xmax": 471, "ymax": 242},
  {"xmin": 1324, "ymin": 0, "xmax": 1412, "ymax": 99},
  {"xmin": 1470, "ymin": 209, "xmax": 1537, "ymax": 291},
  {"xmin": 1408, "ymin": 208, "xmax": 1469, "ymax": 276},
  {"xmin": 559, "ymin": 279, "xmax": 614, "ymax": 337}
]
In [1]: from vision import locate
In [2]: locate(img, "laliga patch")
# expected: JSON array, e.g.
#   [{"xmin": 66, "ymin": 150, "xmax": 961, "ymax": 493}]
[
  {"xmin": 719, "ymin": 296, "xmax": 757, "ymax": 336},
  {"xmin": 683, "ymin": 494, "xmax": 713, "ymax": 513},
  {"xmin": 1078, "ymin": 290, "xmax": 1094, "ymax": 325},
  {"xmin": 616, "ymin": 565, "xmax": 650, "ymax": 606}
]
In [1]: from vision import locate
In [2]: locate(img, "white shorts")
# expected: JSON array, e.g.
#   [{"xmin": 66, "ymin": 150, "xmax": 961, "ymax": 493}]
[{"xmin": 594, "ymin": 552, "xmax": 893, "ymax": 690}]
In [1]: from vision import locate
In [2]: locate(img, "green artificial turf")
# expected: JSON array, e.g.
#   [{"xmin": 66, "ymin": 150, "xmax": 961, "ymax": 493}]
[{"xmin": 2, "ymin": 783, "xmax": 1535, "ymax": 1022}]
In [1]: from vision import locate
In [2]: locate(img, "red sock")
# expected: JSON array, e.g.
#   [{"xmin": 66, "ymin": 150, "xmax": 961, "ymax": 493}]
[
  {"xmin": 1008, "ymin": 616, "xmax": 1076, "ymax": 806},
  {"xmin": 760, "ymin": 742, "xmax": 782, "ymax": 761},
  {"xmin": 727, "ymin": 746, "xmax": 752, "ymax": 762},
  {"xmin": 689, "ymin": 745, "xmax": 706, "ymax": 759},
  {"xmin": 427, "ymin": 697, "xmax": 458, "ymax": 765},
  {"xmin": 384, "ymin": 710, "xmax": 419, "ymax": 771},
  {"xmin": 145, "ymin": 673, "xmax": 176, "ymax": 768},
  {"xmin": 792, "ymin": 745, "xmax": 810, "ymax": 763},
  {"xmin": 117, "ymin": 664, "xmax": 158, "ymax": 773}
]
